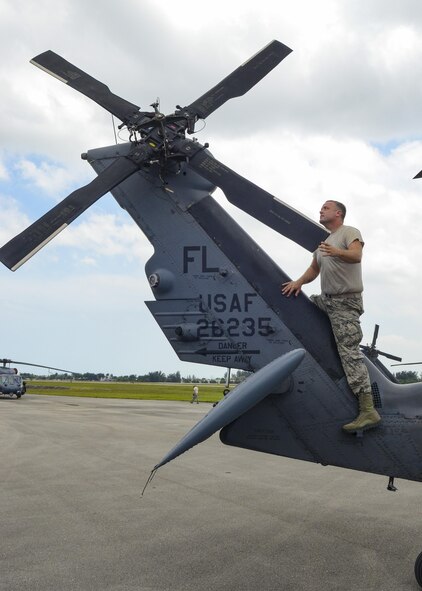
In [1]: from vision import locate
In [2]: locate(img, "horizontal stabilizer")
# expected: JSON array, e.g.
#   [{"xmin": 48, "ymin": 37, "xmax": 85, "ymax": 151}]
[{"xmin": 154, "ymin": 348, "xmax": 305, "ymax": 470}]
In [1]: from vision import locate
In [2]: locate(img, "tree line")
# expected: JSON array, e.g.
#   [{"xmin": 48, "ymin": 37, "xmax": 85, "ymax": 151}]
[
  {"xmin": 21, "ymin": 368, "xmax": 420, "ymax": 384},
  {"xmin": 394, "ymin": 370, "xmax": 422, "ymax": 384},
  {"xmin": 20, "ymin": 369, "xmax": 252, "ymax": 384}
]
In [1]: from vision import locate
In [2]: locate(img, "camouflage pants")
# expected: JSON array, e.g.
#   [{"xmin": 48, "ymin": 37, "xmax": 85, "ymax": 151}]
[{"xmin": 310, "ymin": 294, "xmax": 371, "ymax": 397}]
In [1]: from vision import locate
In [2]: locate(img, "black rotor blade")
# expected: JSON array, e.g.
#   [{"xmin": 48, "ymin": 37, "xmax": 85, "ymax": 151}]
[
  {"xmin": 414, "ymin": 170, "xmax": 422, "ymax": 179},
  {"xmin": 183, "ymin": 147, "xmax": 328, "ymax": 252},
  {"xmin": 0, "ymin": 155, "xmax": 141, "ymax": 271},
  {"xmin": 371, "ymin": 324, "xmax": 379, "ymax": 348},
  {"xmin": 185, "ymin": 40, "xmax": 292, "ymax": 120},
  {"xmin": 377, "ymin": 350, "xmax": 402, "ymax": 362},
  {"xmin": 391, "ymin": 362, "xmax": 422, "ymax": 366},
  {"xmin": 31, "ymin": 51, "xmax": 143, "ymax": 126},
  {"xmin": 4, "ymin": 359, "xmax": 75, "ymax": 373}
]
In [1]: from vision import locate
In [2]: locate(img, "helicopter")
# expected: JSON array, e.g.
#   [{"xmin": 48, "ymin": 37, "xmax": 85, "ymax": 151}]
[
  {"xmin": 2, "ymin": 40, "xmax": 422, "ymax": 586},
  {"xmin": 0, "ymin": 358, "xmax": 74, "ymax": 398}
]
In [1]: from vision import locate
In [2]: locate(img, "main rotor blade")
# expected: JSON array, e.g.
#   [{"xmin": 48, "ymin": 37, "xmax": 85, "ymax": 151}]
[
  {"xmin": 414, "ymin": 170, "xmax": 422, "ymax": 179},
  {"xmin": 391, "ymin": 362, "xmax": 422, "ymax": 366},
  {"xmin": 5, "ymin": 360, "xmax": 75, "ymax": 373},
  {"xmin": 184, "ymin": 147, "xmax": 328, "ymax": 252},
  {"xmin": 31, "ymin": 51, "xmax": 143, "ymax": 126},
  {"xmin": 185, "ymin": 40, "xmax": 292, "ymax": 120},
  {"xmin": 0, "ymin": 156, "xmax": 140, "ymax": 271}
]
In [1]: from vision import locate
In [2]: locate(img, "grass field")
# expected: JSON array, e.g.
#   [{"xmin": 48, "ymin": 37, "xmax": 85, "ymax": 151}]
[{"xmin": 26, "ymin": 380, "xmax": 230, "ymax": 403}]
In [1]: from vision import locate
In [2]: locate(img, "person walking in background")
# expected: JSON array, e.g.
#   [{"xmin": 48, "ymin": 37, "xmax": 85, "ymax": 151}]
[{"xmin": 191, "ymin": 385, "xmax": 199, "ymax": 404}]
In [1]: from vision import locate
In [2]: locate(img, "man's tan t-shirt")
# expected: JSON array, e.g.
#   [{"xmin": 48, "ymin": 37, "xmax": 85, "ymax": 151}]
[{"xmin": 314, "ymin": 225, "xmax": 364, "ymax": 295}]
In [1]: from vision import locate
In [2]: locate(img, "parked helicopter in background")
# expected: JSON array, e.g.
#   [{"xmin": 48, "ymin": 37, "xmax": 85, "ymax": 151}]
[
  {"xmin": 2, "ymin": 40, "xmax": 422, "ymax": 586},
  {"xmin": 0, "ymin": 358, "xmax": 73, "ymax": 398}
]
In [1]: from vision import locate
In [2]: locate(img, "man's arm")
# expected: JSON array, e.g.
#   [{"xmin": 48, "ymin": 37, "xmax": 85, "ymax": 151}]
[
  {"xmin": 319, "ymin": 239, "xmax": 362, "ymax": 263},
  {"xmin": 281, "ymin": 257, "xmax": 320, "ymax": 297}
]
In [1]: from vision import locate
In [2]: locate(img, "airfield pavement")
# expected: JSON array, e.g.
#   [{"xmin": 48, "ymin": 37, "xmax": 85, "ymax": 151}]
[{"xmin": 1, "ymin": 394, "xmax": 421, "ymax": 591}]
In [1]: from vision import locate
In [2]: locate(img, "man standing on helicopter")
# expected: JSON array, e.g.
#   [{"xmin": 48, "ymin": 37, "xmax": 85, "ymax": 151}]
[{"xmin": 281, "ymin": 200, "xmax": 381, "ymax": 433}]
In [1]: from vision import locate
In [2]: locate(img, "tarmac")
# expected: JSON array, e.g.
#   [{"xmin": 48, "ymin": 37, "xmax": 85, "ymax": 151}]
[{"xmin": 1, "ymin": 394, "xmax": 421, "ymax": 591}]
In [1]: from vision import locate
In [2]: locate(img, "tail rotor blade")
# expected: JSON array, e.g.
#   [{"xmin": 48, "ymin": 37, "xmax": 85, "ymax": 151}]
[
  {"xmin": 377, "ymin": 350, "xmax": 402, "ymax": 362},
  {"xmin": 185, "ymin": 40, "xmax": 292, "ymax": 120},
  {"xmin": 184, "ymin": 147, "xmax": 328, "ymax": 252},
  {"xmin": 0, "ymin": 156, "xmax": 141, "ymax": 271},
  {"xmin": 31, "ymin": 51, "xmax": 143, "ymax": 126},
  {"xmin": 371, "ymin": 324, "xmax": 379, "ymax": 348}
]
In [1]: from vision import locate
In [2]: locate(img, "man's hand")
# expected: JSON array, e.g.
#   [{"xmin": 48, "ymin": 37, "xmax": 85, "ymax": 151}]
[
  {"xmin": 319, "ymin": 239, "xmax": 362, "ymax": 263},
  {"xmin": 281, "ymin": 259, "xmax": 320, "ymax": 297},
  {"xmin": 319, "ymin": 241, "xmax": 338, "ymax": 257},
  {"xmin": 281, "ymin": 280, "xmax": 303, "ymax": 297}
]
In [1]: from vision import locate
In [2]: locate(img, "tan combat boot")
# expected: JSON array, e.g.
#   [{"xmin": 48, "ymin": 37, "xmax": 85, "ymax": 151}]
[{"xmin": 342, "ymin": 392, "xmax": 381, "ymax": 433}]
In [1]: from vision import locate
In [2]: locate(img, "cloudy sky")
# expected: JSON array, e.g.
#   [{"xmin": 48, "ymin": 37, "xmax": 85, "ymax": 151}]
[{"xmin": 1, "ymin": 0, "xmax": 422, "ymax": 377}]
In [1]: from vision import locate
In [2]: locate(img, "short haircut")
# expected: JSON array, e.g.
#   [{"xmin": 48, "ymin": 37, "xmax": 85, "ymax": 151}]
[{"xmin": 327, "ymin": 200, "xmax": 346, "ymax": 219}]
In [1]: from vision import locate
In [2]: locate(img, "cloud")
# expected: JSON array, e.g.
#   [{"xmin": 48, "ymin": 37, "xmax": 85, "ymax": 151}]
[
  {"xmin": 56, "ymin": 211, "xmax": 153, "ymax": 263},
  {"xmin": 14, "ymin": 159, "xmax": 84, "ymax": 197},
  {"xmin": 0, "ymin": 161, "xmax": 8, "ymax": 181},
  {"xmin": 0, "ymin": 193, "xmax": 31, "ymax": 243}
]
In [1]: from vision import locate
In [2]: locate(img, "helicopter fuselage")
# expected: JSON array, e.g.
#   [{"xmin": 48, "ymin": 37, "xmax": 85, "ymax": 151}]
[
  {"xmin": 0, "ymin": 369, "xmax": 25, "ymax": 397},
  {"xmin": 87, "ymin": 141, "xmax": 422, "ymax": 484}
]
